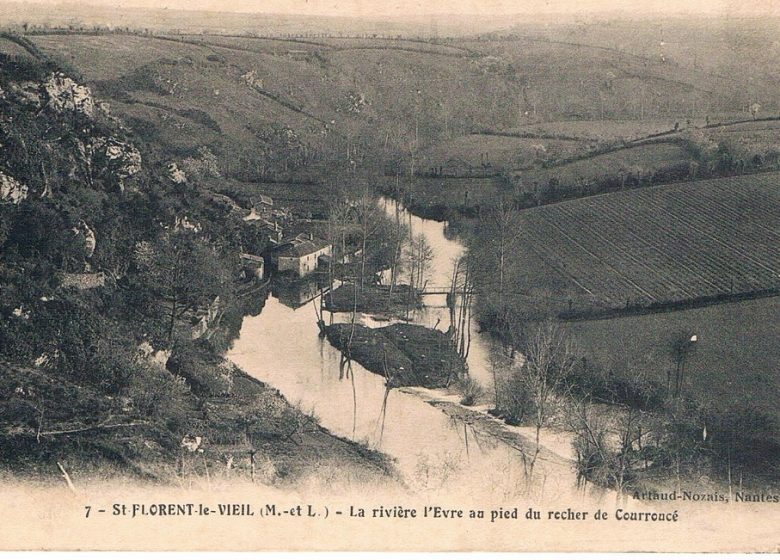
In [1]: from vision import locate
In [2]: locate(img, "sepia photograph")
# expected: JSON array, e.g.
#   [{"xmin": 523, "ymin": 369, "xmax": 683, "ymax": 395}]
[{"xmin": 0, "ymin": 0, "xmax": 777, "ymax": 552}]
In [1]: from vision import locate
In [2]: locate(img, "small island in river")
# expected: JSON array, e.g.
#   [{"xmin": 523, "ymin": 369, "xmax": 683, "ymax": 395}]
[{"xmin": 324, "ymin": 323, "xmax": 466, "ymax": 388}]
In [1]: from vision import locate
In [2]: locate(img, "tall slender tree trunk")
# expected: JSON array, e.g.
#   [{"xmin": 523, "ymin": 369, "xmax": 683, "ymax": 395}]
[{"xmin": 167, "ymin": 298, "xmax": 178, "ymax": 349}]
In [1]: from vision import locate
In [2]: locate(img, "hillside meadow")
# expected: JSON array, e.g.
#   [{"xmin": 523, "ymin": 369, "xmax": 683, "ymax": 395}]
[{"xmin": 565, "ymin": 295, "xmax": 780, "ymax": 434}]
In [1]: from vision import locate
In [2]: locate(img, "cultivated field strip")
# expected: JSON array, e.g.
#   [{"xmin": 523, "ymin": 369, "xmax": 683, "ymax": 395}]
[
  {"xmin": 632, "ymin": 190, "xmax": 780, "ymax": 279},
  {"xmin": 521, "ymin": 214, "xmax": 651, "ymax": 304},
  {"xmin": 550, "ymin": 202, "xmax": 718, "ymax": 299},
  {"xmin": 518, "ymin": 172, "xmax": 780, "ymax": 305},
  {"xmin": 591, "ymin": 194, "xmax": 765, "ymax": 290},
  {"xmin": 637, "ymin": 182, "xmax": 780, "ymax": 271}
]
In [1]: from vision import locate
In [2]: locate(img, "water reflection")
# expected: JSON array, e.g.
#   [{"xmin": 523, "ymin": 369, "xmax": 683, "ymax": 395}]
[
  {"xmin": 272, "ymin": 274, "xmax": 328, "ymax": 310},
  {"xmin": 228, "ymin": 200, "xmax": 613, "ymax": 504}
]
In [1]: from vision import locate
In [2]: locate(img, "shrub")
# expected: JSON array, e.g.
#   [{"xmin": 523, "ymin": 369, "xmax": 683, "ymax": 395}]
[
  {"xmin": 458, "ymin": 376, "xmax": 483, "ymax": 406},
  {"xmin": 493, "ymin": 368, "xmax": 536, "ymax": 425},
  {"xmin": 564, "ymin": 360, "xmax": 667, "ymax": 411},
  {"xmin": 704, "ymin": 405, "xmax": 780, "ymax": 480},
  {"xmin": 124, "ymin": 365, "xmax": 193, "ymax": 434},
  {"xmin": 166, "ymin": 339, "xmax": 233, "ymax": 398}
]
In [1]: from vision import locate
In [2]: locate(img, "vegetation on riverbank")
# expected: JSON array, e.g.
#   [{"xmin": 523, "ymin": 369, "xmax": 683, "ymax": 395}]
[
  {"xmin": 482, "ymin": 319, "xmax": 780, "ymax": 495},
  {"xmin": 0, "ymin": 356, "xmax": 395, "ymax": 485},
  {"xmin": 321, "ymin": 283, "xmax": 420, "ymax": 315}
]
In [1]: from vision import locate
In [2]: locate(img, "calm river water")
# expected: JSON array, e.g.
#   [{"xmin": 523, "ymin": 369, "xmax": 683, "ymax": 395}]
[{"xmin": 228, "ymin": 199, "xmax": 610, "ymax": 503}]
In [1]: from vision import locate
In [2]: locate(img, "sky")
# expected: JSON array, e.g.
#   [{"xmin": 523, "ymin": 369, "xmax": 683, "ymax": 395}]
[{"xmin": 12, "ymin": 0, "xmax": 780, "ymax": 18}]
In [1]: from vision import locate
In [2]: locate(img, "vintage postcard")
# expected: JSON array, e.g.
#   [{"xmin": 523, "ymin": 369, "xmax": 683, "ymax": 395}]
[{"xmin": 0, "ymin": 0, "xmax": 778, "ymax": 552}]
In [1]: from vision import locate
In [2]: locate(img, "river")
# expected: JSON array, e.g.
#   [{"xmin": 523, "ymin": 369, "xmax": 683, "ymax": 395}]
[{"xmin": 228, "ymin": 198, "xmax": 611, "ymax": 504}]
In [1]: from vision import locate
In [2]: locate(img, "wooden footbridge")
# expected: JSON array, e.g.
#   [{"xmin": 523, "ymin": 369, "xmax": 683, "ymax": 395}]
[{"xmin": 418, "ymin": 286, "xmax": 476, "ymax": 296}]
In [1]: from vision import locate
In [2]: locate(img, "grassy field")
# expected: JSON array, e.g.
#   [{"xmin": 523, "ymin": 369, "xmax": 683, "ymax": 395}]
[
  {"xmin": 512, "ymin": 141, "xmax": 694, "ymax": 191},
  {"xmin": 501, "ymin": 171, "xmax": 780, "ymax": 310},
  {"xmin": 699, "ymin": 120, "xmax": 780, "ymax": 157},
  {"xmin": 0, "ymin": 36, "xmax": 34, "ymax": 58},
  {"xmin": 565, "ymin": 296, "xmax": 780, "ymax": 428},
  {"xmin": 12, "ymin": 30, "xmax": 776, "ymax": 225},
  {"xmin": 387, "ymin": 140, "xmax": 696, "ymax": 216},
  {"xmin": 170, "ymin": 34, "xmax": 471, "ymax": 57},
  {"xmin": 520, "ymin": 18, "xmax": 780, "ymax": 117},
  {"xmin": 457, "ymin": 36, "xmax": 742, "ymax": 122},
  {"xmin": 399, "ymin": 117, "xmax": 780, "ymax": 217},
  {"xmin": 16, "ymin": 30, "xmax": 767, "ymax": 179},
  {"xmin": 417, "ymin": 133, "xmax": 589, "ymax": 172}
]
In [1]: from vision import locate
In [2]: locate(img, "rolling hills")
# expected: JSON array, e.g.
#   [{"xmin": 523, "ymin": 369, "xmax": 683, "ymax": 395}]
[{"xmin": 15, "ymin": 29, "xmax": 770, "ymax": 185}]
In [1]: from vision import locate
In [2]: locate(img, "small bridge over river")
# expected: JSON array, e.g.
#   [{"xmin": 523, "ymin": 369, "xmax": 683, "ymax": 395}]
[{"xmin": 417, "ymin": 286, "xmax": 476, "ymax": 296}]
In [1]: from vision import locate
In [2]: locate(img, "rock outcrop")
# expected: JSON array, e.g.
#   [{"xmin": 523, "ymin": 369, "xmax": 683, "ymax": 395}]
[
  {"xmin": 71, "ymin": 220, "xmax": 96, "ymax": 258},
  {"xmin": 43, "ymin": 72, "xmax": 95, "ymax": 117},
  {"xmin": 167, "ymin": 162, "xmax": 187, "ymax": 184},
  {"xmin": 0, "ymin": 172, "xmax": 28, "ymax": 204},
  {"xmin": 93, "ymin": 137, "xmax": 142, "ymax": 189}
]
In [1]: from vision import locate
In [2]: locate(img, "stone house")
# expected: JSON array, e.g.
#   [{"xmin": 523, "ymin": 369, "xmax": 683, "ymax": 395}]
[{"xmin": 274, "ymin": 233, "xmax": 332, "ymax": 277}]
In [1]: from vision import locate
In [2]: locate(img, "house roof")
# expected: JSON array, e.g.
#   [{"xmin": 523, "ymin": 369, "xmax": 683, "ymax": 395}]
[
  {"xmin": 275, "ymin": 236, "xmax": 330, "ymax": 258},
  {"xmin": 243, "ymin": 211, "xmax": 280, "ymax": 232},
  {"xmin": 257, "ymin": 194, "xmax": 273, "ymax": 206},
  {"xmin": 240, "ymin": 253, "xmax": 264, "ymax": 263}
]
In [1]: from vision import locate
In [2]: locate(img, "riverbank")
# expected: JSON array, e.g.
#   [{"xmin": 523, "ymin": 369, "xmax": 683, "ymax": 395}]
[
  {"xmin": 194, "ymin": 292, "xmax": 398, "ymax": 487},
  {"xmin": 324, "ymin": 323, "xmax": 466, "ymax": 388},
  {"xmin": 195, "ymin": 366, "xmax": 397, "ymax": 485},
  {"xmin": 0, "ymin": 357, "xmax": 397, "ymax": 488},
  {"xmin": 400, "ymin": 386, "xmax": 573, "ymax": 467}
]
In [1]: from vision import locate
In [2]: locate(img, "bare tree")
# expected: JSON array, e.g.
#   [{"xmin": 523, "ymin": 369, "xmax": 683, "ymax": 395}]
[
  {"xmin": 568, "ymin": 395, "xmax": 611, "ymax": 489},
  {"xmin": 517, "ymin": 320, "xmax": 575, "ymax": 478},
  {"xmin": 490, "ymin": 201, "xmax": 521, "ymax": 310},
  {"xmin": 470, "ymin": 200, "xmax": 523, "ymax": 341},
  {"xmin": 324, "ymin": 201, "xmax": 353, "ymax": 306},
  {"xmin": 567, "ymin": 368, "xmax": 666, "ymax": 500},
  {"xmin": 407, "ymin": 232, "xmax": 433, "ymax": 293},
  {"xmin": 456, "ymin": 257, "xmax": 474, "ymax": 361},
  {"xmin": 388, "ymin": 174, "xmax": 410, "ymax": 294},
  {"xmin": 668, "ymin": 329, "xmax": 698, "ymax": 399},
  {"xmin": 355, "ymin": 187, "xmax": 382, "ymax": 291}
]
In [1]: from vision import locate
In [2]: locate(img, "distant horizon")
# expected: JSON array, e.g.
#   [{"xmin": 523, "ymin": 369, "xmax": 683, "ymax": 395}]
[{"xmin": 4, "ymin": 0, "xmax": 779, "ymax": 20}]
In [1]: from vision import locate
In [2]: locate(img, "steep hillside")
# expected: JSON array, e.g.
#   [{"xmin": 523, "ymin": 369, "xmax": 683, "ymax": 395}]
[{"xmin": 0, "ymin": 42, "xmax": 393, "ymax": 484}]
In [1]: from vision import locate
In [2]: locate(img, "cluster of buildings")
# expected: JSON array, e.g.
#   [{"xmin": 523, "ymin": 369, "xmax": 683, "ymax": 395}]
[{"xmin": 239, "ymin": 194, "xmax": 332, "ymax": 280}]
